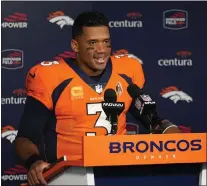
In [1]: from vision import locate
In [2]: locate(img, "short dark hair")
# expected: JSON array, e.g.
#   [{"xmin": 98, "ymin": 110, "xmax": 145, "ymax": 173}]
[{"xmin": 72, "ymin": 11, "xmax": 109, "ymax": 39}]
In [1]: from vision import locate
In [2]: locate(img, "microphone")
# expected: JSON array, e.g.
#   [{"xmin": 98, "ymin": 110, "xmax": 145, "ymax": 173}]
[
  {"xmin": 127, "ymin": 84, "xmax": 161, "ymax": 132},
  {"xmin": 102, "ymin": 89, "xmax": 125, "ymax": 135},
  {"xmin": 127, "ymin": 84, "xmax": 156, "ymax": 116}
]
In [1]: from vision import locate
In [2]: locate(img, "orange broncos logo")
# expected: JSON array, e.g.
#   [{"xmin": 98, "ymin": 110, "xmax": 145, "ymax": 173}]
[
  {"xmin": 160, "ymin": 86, "xmax": 179, "ymax": 95},
  {"xmin": 47, "ymin": 11, "xmax": 65, "ymax": 20}
]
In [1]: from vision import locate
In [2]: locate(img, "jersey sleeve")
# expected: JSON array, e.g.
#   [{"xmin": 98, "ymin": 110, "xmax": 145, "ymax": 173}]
[
  {"xmin": 111, "ymin": 54, "xmax": 145, "ymax": 88},
  {"xmin": 131, "ymin": 57, "xmax": 145, "ymax": 89},
  {"xmin": 17, "ymin": 96, "xmax": 51, "ymax": 145},
  {"xmin": 26, "ymin": 65, "xmax": 53, "ymax": 110}
]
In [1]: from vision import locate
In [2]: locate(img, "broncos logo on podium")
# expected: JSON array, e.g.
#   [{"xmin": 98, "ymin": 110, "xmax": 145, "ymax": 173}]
[
  {"xmin": 160, "ymin": 86, "xmax": 193, "ymax": 104},
  {"xmin": 1, "ymin": 125, "xmax": 18, "ymax": 143}
]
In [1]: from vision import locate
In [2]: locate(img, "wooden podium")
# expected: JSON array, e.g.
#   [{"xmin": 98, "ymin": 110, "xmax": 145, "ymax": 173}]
[{"xmin": 21, "ymin": 133, "xmax": 207, "ymax": 185}]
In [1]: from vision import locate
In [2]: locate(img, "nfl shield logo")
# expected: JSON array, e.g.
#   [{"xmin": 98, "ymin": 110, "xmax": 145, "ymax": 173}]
[
  {"xmin": 95, "ymin": 84, "xmax": 103, "ymax": 94},
  {"xmin": 140, "ymin": 94, "xmax": 152, "ymax": 101}
]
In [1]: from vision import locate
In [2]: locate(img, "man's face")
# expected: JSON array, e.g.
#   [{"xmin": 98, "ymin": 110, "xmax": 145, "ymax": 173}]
[{"xmin": 73, "ymin": 26, "xmax": 111, "ymax": 73}]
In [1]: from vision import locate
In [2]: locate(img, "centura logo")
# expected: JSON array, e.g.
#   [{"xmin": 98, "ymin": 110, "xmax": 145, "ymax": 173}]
[
  {"xmin": 1, "ymin": 89, "xmax": 26, "ymax": 105},
  {"xmin": 1, "ymin": 126, "xmax": 18, "ymax": 143},
  {"xmin": 163, "ymin": 9, "xmax": 188, "ymax": 30},
  {"xmin": 176, "ymin": 50, "xmax": 192, "ymax": 57},
  {"xmin": 158, "ymin": 50, "xmax": 192, "ymax": 67},
  {"xmin": 127, "ymin": 12, "xmax": 142, "ymax": 19},
  {"xmin": 47, "ymin": 11, "xmax": 74, "ymax": 29},
  {"xmin": 2, "ymin": 12, "xmax": 28, "ymax": 28},
  {"xmin": 54, "ymin": 51, "xmax": 76, "ymax": 60},
  {"xmin": 13, "ymin": 89, "xmax": 26, "ymax": 96},
  {"xmin": 113, "ymin": 49, "xmax": 143, "ymax": 64},
  {"xmin": 160, "ymin": 86, "xmax": 193, "ymax": 104},
  {"xmin": 1, "ymin": 49, "xmax": 24, "ymax": 69},
  {"xmin": 2, "ymin": 165, "xmax": 27, "ymax": 181},
  {"xmin": 109, "ymin": 12, "xmax": 143, "ymax": 28}
]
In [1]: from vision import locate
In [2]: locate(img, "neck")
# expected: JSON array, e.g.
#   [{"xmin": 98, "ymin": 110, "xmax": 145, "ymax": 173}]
[{"xmin": 75, "ymin": 58, "xmax": 104, "ymax": 76}]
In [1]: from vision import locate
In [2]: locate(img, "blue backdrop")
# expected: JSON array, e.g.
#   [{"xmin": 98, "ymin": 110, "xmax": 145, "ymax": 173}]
[{"xmin": 1, "ymin": 1, "xmax": 207, "ymax": 186}]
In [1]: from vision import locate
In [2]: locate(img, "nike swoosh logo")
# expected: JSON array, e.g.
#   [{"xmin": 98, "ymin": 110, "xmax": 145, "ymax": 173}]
[{"xmin": 29, "ymin": 73, "xmax": 35, "ymax": 78}]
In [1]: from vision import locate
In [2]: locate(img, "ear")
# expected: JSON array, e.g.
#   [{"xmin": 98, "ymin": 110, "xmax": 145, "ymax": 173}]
[{"xmin": 71, "ymin": 39, "xmax": 79, "ymax": 53}]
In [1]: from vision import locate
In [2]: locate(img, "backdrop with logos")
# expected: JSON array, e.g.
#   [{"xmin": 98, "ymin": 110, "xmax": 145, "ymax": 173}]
[{"xmin": 1, "ymin": 1, "xmax": 206, "ymax": 186}]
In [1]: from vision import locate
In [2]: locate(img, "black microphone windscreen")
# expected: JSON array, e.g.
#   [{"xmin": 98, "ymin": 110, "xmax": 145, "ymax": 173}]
[
  {"xmin": 104, "ymin": 88, "xmax": 117, "ymax": 102},
  {"xmin": 127, "ymin": 84, "xmax": 143, "ymax": 99}
]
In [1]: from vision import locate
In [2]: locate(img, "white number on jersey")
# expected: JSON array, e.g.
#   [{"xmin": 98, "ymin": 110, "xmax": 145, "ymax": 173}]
[{"xmin": 86, "ymin": 103, "xmax": 111, "ymax": 136}]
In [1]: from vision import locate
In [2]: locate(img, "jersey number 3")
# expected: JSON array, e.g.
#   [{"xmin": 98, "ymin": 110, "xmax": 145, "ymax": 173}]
[{"xmin": 86, "ymin": 103, "xmax": 111, "ymax": 136}]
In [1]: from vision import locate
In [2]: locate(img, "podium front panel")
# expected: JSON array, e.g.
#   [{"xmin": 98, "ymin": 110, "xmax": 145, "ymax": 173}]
[{"xmin": 83, "ymin": 133, "xmax": 206, "ymax": 166}]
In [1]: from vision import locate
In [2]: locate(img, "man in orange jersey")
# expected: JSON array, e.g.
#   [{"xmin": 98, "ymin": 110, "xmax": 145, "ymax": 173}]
[{"xmin": 15, "ymin": 11, "xmax": 181, "ymax": 185}]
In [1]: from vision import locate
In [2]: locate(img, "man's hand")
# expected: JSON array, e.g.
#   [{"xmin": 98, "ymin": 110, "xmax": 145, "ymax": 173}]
[
  {"xmin": 27, "ymin": 160, "xmax": 50, "ymax": 186},
  {"xmin": 151, "ymin": 119, "xmax": 183, "ymax": 134}
]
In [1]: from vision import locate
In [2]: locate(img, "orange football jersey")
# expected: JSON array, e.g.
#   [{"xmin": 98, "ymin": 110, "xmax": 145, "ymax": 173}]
[{"xmin": 26, "ymin": 55, "xmax": 145, "ymax": 162}]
